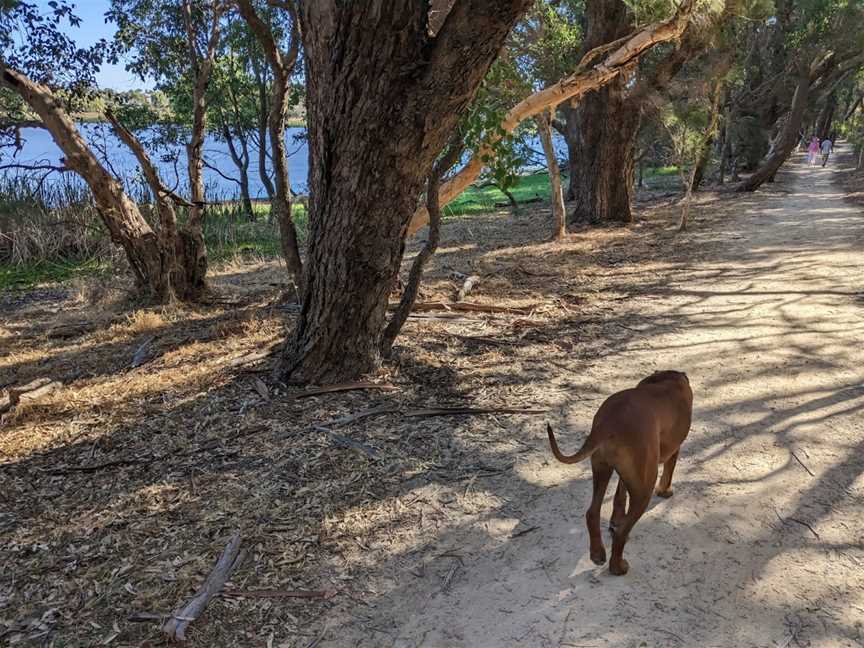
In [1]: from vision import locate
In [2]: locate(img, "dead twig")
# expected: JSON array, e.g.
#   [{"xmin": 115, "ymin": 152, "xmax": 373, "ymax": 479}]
[
  {"xmin": 407, "ymin": 301, "xmax": 537, "ymax": 315},
  {"xmin": 291, "ymin": 382, "xmax": 397, "ymax": 399},
  {"xmin": 790, "ymin": 449, "xmax": 815, "ymax": 477},
  {"xmin": 321, "ymin": 431, "xmax": 379, "ymax": 458},
  {"xmin": 223, "ymin": 589, "xmax": 338, "ymax": 600},
  {"xmin": 510, "ymin": 524, "xmax": 540, "ymax": 539},
  {"xmin": 774, "ymin": 508, "xmax": 820, "ymax": 540},
  {"xmin": 441, "ymin": 561, "xmax": 461, "ymax": 594},
  {"xmin": 162, "ymin": 533, "xmax": 244, "ymax": 641},
  {"xmin": 452, "ymin": 334, "xmax": 516, "ymax": 347},
  {"xmin": 315, "ymin": 405, "xmax": 399, "ymax": 429},
  {"xmin": 403, "ymin": 407, "xmax": 545, "ymax": 418}
]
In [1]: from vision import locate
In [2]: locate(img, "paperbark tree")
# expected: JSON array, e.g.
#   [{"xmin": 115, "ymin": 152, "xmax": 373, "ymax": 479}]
[
  {"xmin": 235, "ymin": 0, "xmax": 303, "ymax": 291},
  {"xmin": 276, "ymin": 0, "xmax": 532, "ymax": 384},
  {"xmin": 0, "ymin": 1, "xmax": 204, "ymax": 300},
  {"xmin": 536, "ymin": 109, "xmax": 566, "ymax": 239},
  {"xmin": 182, "ymin": 0, "xmax": 224, "ymax": 280},
  {"xmin": 0, "ymin": 68, "xmax": 204, "ymax": 299}
]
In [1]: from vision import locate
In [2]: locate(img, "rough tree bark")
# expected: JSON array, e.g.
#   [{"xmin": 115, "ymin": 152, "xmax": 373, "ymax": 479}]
[
  {"xmin": 275, "ymin": 0, "xmax": 532, "ymax": 384},
  {"xmin": 406, "ymin": 0, "xmax": 697, "ymax": 236},
  {"xmin": 106, "ymin": 109, "xmax": 207, "ymax": 299},
  {"xmin": 236, "ymin": 0, "xmax": 304, "ymax": 292},
  {"xmin": 568, "ymin": 0, "xmax": 639, "ymax": 224},
  {"xmin": 536, "ymin": 109, "xmax": 566, "ymax": 239},
  {"xmin": 739, "ymin": 65, "xmax": 810, "ymax": 192},
  {"xmin": 0, "ymin": 67, "xmax": 180, "ymax": 300}
]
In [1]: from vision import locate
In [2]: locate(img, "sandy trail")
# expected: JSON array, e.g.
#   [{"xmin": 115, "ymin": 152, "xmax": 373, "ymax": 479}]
[{"xmin": 336, "ymin": 148, "xmax": 864, "ymax": 647}]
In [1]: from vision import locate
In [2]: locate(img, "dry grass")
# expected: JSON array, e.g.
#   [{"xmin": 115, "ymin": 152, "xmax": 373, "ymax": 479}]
[{"xmin": 0, "ymin": 195, "xmax": 738, "ymax": 646}]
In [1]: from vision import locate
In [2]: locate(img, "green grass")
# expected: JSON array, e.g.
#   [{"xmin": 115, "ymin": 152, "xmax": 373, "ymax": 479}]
[
  {"xmin": 443, "ymin": 172, "xmax": 558, "ymax": 217},
  {"xmin": 0, "ymin": 165, "xmax": 678, "ymax": 291},
  {"xmin": 0, "ymin": 257, "xmax": 111, "ymax": 291}
]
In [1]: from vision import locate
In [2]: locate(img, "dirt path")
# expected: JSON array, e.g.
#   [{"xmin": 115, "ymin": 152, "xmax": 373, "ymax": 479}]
[{"xmin": 337, "ymin": 147, "xmax": 864, "ymax": 647}]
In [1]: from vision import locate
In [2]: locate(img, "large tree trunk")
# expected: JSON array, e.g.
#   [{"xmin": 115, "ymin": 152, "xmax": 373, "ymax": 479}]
[
  {"xmin": 236, "ymin": 0, "xmax": 303, "ymax": 291},
  {"xmin": 107, "ymin": 110, "xmax": 206, "ymax": 300},
  {"xmin": 536, "ymin": 110, "xmax": 566, "ymax": 239},
  {"xmin": 739, "ymin": 66, "xmax": 810, "ymax": 192},
  {"xmin": 276, "ymin": 0, "xmax": 531, "ymax": 384},
  {"xmin": 571, "ymin": 86, "xmax": 640, "ymax": 223},
  {"xmin": 1, "ymin": 67, "xmax": 179, "ymax": 300},
  {"xmin": 570, "ymin": 0, "xmax": 638, "ymax": 224}
]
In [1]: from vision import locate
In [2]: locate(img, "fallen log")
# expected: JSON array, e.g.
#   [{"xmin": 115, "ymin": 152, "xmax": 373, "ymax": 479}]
[{"xmin": 1, "ymin": 378, "xmax": 62, "ymax": 415}]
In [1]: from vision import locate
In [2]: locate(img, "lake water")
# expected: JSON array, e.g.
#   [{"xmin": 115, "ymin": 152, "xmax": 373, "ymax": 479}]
[
  {"xmin": 7, "ymin": 124, "xmax": 310, "ymax": 199},
  {"xmin": 4, "ymin": 123, "xmax": 565, "ymax": 201}
]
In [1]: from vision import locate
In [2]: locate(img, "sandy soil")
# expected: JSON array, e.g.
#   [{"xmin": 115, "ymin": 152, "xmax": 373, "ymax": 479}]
[
  {"xmin": 2, "ymin": 147, "xmax": 862, "ymax": 648},
  {"xmin": 332, "ymin": 147, "xmax": 864, "ymax": 647}
]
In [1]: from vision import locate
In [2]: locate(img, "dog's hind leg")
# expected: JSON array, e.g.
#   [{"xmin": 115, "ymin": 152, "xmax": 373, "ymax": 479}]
[
  {"xmin": 586, "ymin": 457, "xmax": 613, "ymax": 565},
  {"xmin": 655, "ymin": 450, "xmax": 679, "ymax": 498},
  {"xmin": 609, "ymin": 464, "xmax": 657, "ymax": 576},
  {"xmin": 610, "ymin": 479, "xmax": 627, "ymax": 535}
]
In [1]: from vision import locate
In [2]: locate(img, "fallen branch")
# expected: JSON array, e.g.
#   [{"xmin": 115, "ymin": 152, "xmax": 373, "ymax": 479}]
[
  {"xmin": 291, "ymin": 382, "xmax": 397, "ymax": 399},
  {"xmin": 320, "ymin": 430, "xmax": 379, "ymax": 458},
  {"xmin": 403, "ymin": 407, "xmax": 545, "ymax": 418},
  {"xmin": 131, "ymin": 335, "xmax": 156, "ymax": 369},
  {"xmin": 315, "ymin": 406, "xmax": 400, "ymax": 429},
  {"xmin": 41, "ymin": 426, "xmax": 271, "ymax": 475},
  {"xmin": 223, "ymin": 588, "xmax": 337, "ymax": 600},
  {"xmin": 455, "ymin": 275, "xmax": 481, "ymax": 302},
  {"xmin": 510, "ymin": 524, "xmax": 540, "ymax": 539},
  {"xmin": 452, "ymin": 334, "xmax": 515, "ymax": 347},
  {"xmin": 0, "ymin": 378, "xmax": 62, "ymax": 415},
  {"xmin": 790, "ymin": 449, "xmax": 815, "ymax": 477},
  {"xmin": 162, "ymin": 533, "xmax": 244, "ymax": 642},
  {"xmin": 774, "ymin": 509, "xmax": 821, "ymax": 540},
  {"xmin": 408, "ymin": 301, "xmax": 536, "ymax": 315},
  {"xmin": 226, "ymin": 347, "xmax": 278, "ymax": 368}
]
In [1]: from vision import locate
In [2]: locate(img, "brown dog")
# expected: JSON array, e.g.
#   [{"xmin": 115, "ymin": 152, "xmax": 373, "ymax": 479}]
[{"xmin": 547, "ymin": 370, "xmax": 693, "ymax": 575}]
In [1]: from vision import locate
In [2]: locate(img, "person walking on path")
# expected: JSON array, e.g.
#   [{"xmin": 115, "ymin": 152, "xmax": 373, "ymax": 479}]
[
  {"xmin": 808, "ymin": 136, "xmax": 820, "ymax": 165},
  {"xmin": 821, "ymin": 137, "xmax": 834, "ymax": 167}
]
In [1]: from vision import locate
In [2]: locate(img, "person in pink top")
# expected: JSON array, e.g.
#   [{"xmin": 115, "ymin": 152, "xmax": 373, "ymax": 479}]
[{"xmin": 807, "ymin": 136, "xmax": 820, "ymax": 165}]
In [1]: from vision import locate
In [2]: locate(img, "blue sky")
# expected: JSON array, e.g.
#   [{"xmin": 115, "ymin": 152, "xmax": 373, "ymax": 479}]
[{"xmin": 37, "ymin": 0, "xmax": 150, "ymax": 90}]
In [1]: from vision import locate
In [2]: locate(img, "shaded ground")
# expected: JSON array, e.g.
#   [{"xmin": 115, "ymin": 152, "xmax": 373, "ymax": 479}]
[{"xmin": 1, "ymin": 146, "xmax": 862, "ymax": 647}]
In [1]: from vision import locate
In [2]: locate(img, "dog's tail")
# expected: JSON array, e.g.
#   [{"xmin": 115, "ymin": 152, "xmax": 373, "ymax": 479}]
[{"xmin": 546, "ymin": 422, "xmax": 599, "ymax": 464}]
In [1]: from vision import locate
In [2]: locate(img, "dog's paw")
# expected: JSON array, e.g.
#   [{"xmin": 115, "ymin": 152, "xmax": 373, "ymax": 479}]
[
  {"xmin": 655, "ymin": 488, "xmax": 674, "ymax": 499},
  {"xmin": 590, "ymin": 547, "xmax": 607, "ymax": 565},
  {"xmin": 609, "ymin": 558, "xmax": 629, "ymax": 576}
]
